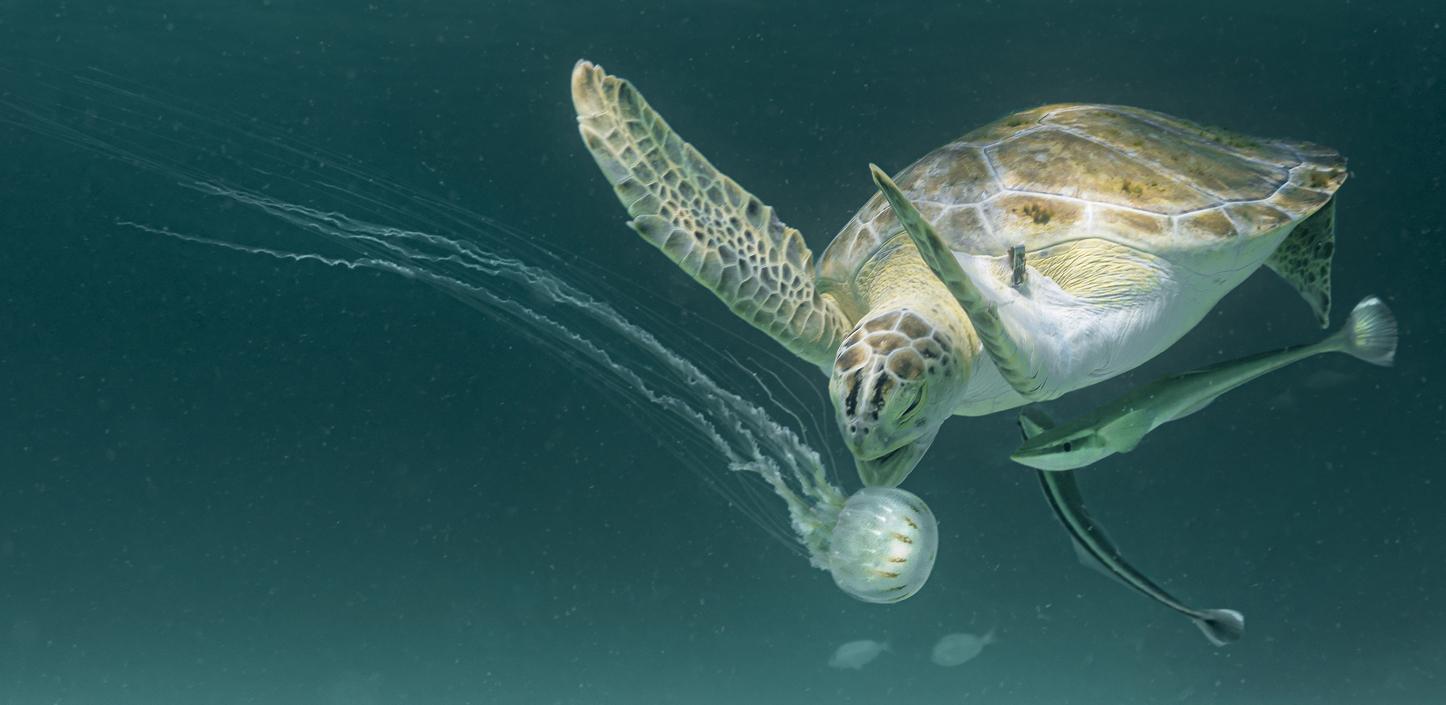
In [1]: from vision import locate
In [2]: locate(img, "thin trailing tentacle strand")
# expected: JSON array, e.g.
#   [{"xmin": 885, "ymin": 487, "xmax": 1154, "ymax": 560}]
[
  {"xmin": 1, "ymin": 65, "xmax": 816, "ymax": 400},
  {"xmin": 2, "ymin": 66, "xmax": 852, "ymax": 570},
  {"xmin": 119, "ymin": 185, "xmax": 850, "ymax": 566}
]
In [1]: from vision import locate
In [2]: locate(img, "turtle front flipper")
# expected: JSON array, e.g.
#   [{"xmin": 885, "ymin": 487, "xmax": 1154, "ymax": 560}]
[
  {"xmin": 869, "ymin": 164, "xmax": 1048, "ymax": 400},
  {"xmin": 572, "ymin": 61, "xmax": 850, "ymax": 366}
]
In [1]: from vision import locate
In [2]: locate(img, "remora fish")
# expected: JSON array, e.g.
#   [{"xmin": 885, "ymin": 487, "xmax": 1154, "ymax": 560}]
[
  {"xmin": 1011, "ymin": 296, "xmax": 1398, "ymax": 471},
  {"xmin": 1023, "ymin": 424, "xmax": 1246, "ymax": 646}
]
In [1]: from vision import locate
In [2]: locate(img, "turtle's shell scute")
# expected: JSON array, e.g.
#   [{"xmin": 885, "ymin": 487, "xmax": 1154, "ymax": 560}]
[{"xmin": 818, "ymin": 104, "xmax": 1346, "ymax": 286}]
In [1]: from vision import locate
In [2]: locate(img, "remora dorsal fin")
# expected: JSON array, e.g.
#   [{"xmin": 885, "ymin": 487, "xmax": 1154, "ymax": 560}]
[
  {"xmin": 1017, "ymin": 407, "xmax": 1057, "ymax": 440},
  {"xmin": 1266, "ymin": 198, "xmax": 1335, "ymax": 328}
]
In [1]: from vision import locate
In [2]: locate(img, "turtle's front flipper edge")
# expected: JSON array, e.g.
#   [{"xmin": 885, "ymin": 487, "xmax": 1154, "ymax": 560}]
[
  {"xmin": 571, "ymin": 61, "xmax": 850, "ymax": 366},
  {"xmin": 869, "ymin": 164, "xmax": 1047, "ymax": 400}
]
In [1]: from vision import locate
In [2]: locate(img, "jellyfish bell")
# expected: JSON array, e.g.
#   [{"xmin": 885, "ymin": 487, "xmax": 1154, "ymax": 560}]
[{"xmin": 827, "ymin": 487, "xmax": 939, "ymax": 604}]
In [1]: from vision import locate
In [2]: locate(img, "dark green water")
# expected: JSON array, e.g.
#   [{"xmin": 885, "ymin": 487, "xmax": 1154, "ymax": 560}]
[{"xmin": 2, "ymin": 2, "xmax": 1443, "ymax": 703}]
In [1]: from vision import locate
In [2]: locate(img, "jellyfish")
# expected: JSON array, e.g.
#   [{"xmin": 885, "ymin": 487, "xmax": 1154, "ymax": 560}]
[
  {"xmin": 828, "ymin": 487, "xmax": 938, "ymax": 603},
  {"xmin": 0, "ymin": 70, "xmax": 940, "ymax": 602}
]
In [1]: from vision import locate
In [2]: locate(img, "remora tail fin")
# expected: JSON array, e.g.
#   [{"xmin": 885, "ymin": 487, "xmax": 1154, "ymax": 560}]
[
  {"xmin": 1192, "ymin": 609, "xmax": 1246, "ymax": 646},
  {"xmin": 1334, "ymin": 295, "xmax": 1397, "ymax": 366}
]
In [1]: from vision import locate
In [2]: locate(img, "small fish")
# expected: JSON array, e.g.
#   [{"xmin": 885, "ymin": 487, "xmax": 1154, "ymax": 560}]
[
  {"xmin": 1023, "ymin": 430, "xmax": 1245, "ymax": 645},
  {"xmin": 1011, "ymin": 296, "xmax": 1398, "ymax": 471},
  {"xmin": 828, "ymin": 639, "xmax": 890, "ymax": 670},
  {"xmin": 930, "ymin": 630, "xmax": 996, "ymax": 667}
]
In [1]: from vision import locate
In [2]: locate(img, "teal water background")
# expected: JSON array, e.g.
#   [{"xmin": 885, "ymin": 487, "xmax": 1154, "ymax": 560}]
[{"xmin": 2, "ymin": 2, "xmax": 1443, "ymax": 703}]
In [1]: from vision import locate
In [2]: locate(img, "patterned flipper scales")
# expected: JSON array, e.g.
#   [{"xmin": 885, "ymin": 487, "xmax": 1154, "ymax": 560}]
[
  {"xmin": 1265, "ymin": 198, "xmax": 1336, "ymax": 328},
  {"xmin": 572, "ymin": 61, "xmax": 849, "ymax": 366}
]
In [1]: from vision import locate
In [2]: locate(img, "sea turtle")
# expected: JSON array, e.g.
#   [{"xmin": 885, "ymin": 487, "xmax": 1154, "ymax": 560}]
[{"xmin": 571, "ymin": 60, "xmax": 1346, "ymax": 487}]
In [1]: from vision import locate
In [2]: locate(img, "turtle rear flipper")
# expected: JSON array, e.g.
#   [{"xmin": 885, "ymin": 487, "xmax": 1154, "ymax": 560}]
[
  {"xmin": 572, "ymin": 61, "xmax": 850, "ymax": 365},
  {"xmin": 1266, "ymin": 197, "xmax": 1335, "ymax": 328}
]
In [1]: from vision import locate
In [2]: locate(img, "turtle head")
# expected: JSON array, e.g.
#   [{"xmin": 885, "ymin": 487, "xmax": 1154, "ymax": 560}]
[{"xmin": 830, "ymin": 308, "xmax": 969, "ymax": 487}]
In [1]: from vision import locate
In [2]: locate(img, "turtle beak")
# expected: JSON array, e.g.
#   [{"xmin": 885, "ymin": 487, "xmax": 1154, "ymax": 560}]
[{"xmin": 853, "ymin": 428, "xmax": 939, "ymax": 487}]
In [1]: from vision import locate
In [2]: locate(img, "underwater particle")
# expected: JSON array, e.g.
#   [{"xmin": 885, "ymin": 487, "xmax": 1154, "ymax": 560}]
[
  {"xmin": 828, "ymin": 639, "xmax": 890, "ymax": 670},
  {"xmin": 930, "ymin": 630, "xmax": 997, "ymax": 667}
]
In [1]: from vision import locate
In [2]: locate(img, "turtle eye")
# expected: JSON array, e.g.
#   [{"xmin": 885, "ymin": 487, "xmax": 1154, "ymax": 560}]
[
  {"xmin": 902, "ymin": 397, "xmax": 921, "ymax": 417},
  {"xmin": 1062, "ymin": 441, "xmax": 1074, "ymax": 452},
  {"xmin": 900, "ymin": 390, "xmax": 924, "ymax": 419}
]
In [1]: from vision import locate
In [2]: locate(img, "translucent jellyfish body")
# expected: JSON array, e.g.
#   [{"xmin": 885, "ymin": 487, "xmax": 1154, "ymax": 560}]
[{"xmin": 827, "ymin": 487, "xmax": 939, "ymax": 603}]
